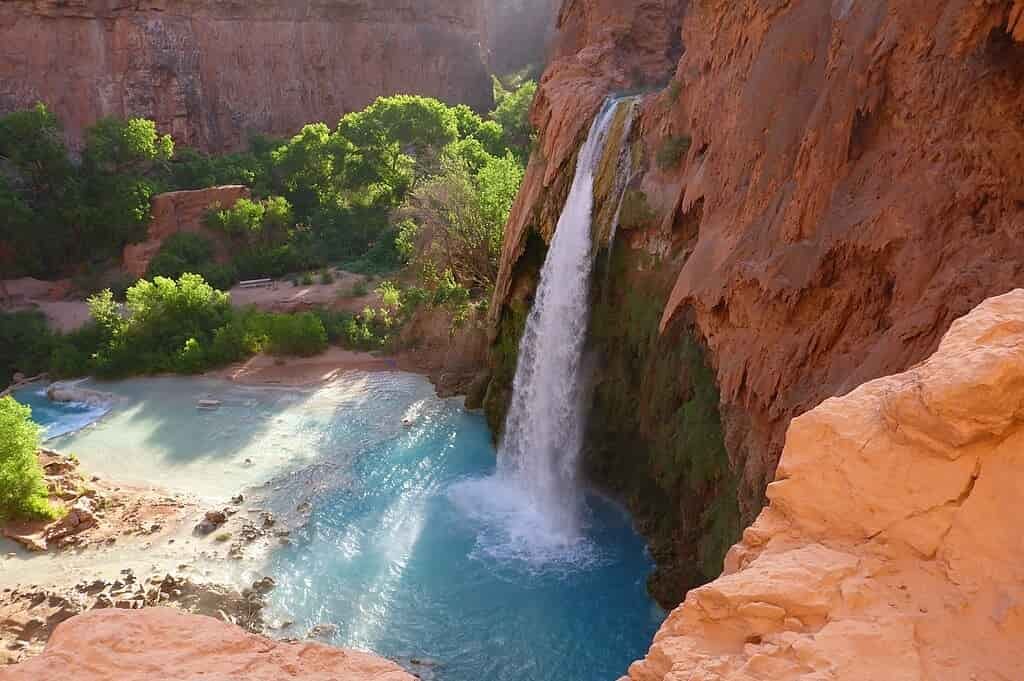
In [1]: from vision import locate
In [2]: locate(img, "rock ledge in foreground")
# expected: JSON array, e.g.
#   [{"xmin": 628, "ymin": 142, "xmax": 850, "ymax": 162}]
[{"xmin": 0, "ymin": 607, "xmax": 414, "ymax": 681}]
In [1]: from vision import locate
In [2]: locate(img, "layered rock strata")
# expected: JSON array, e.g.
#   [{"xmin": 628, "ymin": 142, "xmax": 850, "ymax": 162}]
[{"xmin": 0, "ymin": 0, "xmax": 491, "ymax": 150}]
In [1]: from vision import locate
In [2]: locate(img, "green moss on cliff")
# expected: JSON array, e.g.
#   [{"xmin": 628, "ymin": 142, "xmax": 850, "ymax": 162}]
[
  {"xmin": 584, "ymin": 243, "xmax": 740, "ymax": 608},
  {"xmin": 618, "ymin": 189, "xmax": 656, "ymax": 231},
  {"xmin": 483, "ymin": 296, "xmax": 530, "ymax": 437}
]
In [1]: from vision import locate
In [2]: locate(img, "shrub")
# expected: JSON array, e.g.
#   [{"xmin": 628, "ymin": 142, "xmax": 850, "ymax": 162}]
[
  {"xmin": 0, "ymin": 397, "xmax": 58, "ymax": 520},
  {"xmin": 312, "ymin": 309, "xmax": 355, "ymax": 345},
  {"xmin": 263, "ymin": 312, "xmax": 328, "ymax": 357},
  {"xmin": 146, "ymin": 233, "xmax": 237, "ymax": 289},
  {"xmin": 656, "ymin": 135, "xmax": 692, "ymax": 170},
  {"xmin": 207, "ymin": 314, "xmax": 262, "ymax": 365},
  {"xmin": 89, "ymin": 274, "xmax": 232, "ymax": 377},
  {"xmin": 0, "ymin": 311, "xmax": 57, "ymax": 385},
  {"xmin": 319, "ymin": 269, "xmax": 335, "ymax": 285},
  {"xmin": 301, "ymin": 272, "xmax": 315, "ymax": 286},
  {"xmin": 233, "ymin": 243, "xmax": 320, "ymax": 280},
  {"xmin": 49, "ymin": 323, "xmax": 106, "ymax": 379}
]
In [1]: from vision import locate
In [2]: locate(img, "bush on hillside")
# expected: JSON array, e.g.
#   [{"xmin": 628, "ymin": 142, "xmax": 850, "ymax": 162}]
[
  {"xmin": 0, "ymin": 397, "xmax": 58, "ymax": 520},
  {"xmin": 262, "ymin": 312, "xmax": 328, "ymax": 357},
  {"xmin": 147, "ymin": 233, "xmax": 239, "ymax": 291},
  {"xmin": 88, "ymin": 274, "xmax": 233, "ymax": 377}
]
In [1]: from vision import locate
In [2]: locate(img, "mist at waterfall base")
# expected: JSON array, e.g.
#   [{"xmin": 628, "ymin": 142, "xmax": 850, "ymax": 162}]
[
  {"xmin": 488, "ymin": 99, "xmax": 629, "ymax": 546},
  {"xmin": 264, "ymin": 377, "xmax": 663, "ymax": 681},
  {"xmin": 269, "ymin": 100, "xmax": 659, "ymax": 680}
]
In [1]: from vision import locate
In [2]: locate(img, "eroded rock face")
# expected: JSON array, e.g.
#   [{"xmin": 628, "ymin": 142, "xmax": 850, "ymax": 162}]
[
  {"xmin": 489, "ymin": 0, "xmax": 1024, "ymax": 600},
  {"xmin": 0, "ymin": 0, "xmax": 491, "ymax": 151},
  {"xmin": 622, "ymin": 289, "xmax": 1024, "ymax": 681},
  {"xmin": 0, "ymin": 607, "xmax": 414, "ymax": 680},
  {"xmin": 123, "ymin": 185, "xmax": 249, "ymax": 278},
  {"xmin": 659, "ymin": 0, "xmax": 1024, "ymax": 515}
]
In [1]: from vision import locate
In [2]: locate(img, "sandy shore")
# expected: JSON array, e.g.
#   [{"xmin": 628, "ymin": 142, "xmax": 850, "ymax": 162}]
[
  {"xmin": 211, "ymin": 347, "xmax": 421, "ymax": 387},
  {"xmin": 0, "ymin": 451, "xmax": 290, "ymax": 664}
]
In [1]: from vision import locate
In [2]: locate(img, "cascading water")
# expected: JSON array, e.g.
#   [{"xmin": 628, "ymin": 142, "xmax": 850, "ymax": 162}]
[
  {"xmin": 605, "ymin": 98, "xmax": 639, "ymax": 268},
  {"xmin": 495, "ymin": 98, "xmax": 634, "ymax": 544}
]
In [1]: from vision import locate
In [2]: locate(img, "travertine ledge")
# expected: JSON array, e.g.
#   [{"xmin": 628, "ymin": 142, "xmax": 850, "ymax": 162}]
[{"xmin": 623, "ymin": 289, "xmax": 1024, "ymax": 680}]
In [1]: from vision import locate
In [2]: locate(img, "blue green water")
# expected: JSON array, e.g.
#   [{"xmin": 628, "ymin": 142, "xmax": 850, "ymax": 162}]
[
  {"xmin": 12, "ymin": 384, "xmax": 111, "ymax": 440},
  {"xmin": 13, "ymin": 374, "xmax": 662, "ymax": 681}
]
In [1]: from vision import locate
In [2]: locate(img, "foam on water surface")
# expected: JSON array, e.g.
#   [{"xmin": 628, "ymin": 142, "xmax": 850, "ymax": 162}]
[{"xmin": 12, "ymin": 384, "xmax": 112, "ymax": 441}]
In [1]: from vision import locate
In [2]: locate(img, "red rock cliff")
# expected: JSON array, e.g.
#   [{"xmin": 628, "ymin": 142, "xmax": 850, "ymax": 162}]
[
  {"xmin": 0, "ymin": 0, "xmax": 491, "ymax": 151},
  {"xmin": 489, "ymin": 0, "xmax": 1024, "ymax": 602}
]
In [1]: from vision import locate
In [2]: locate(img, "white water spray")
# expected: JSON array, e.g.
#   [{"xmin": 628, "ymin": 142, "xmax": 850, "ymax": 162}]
[{"xmin": 496, "ymin": 98, "xmax": 631, "ymax": 540}]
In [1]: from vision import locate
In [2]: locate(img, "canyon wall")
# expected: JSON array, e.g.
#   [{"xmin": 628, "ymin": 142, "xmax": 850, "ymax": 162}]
[
  {"xmin": 482, "ymin": 0, "xmax": 559, "ymax": 77},
  {"xmin": 486, "ymin": 0, "xmax": 1024, "ymax": 607},
  {"xmin": 623, "ymin": 289, "xmax": 1024, "ymax": 681},
  {"xmin": 0, "ymin": 0, "xmax": 491, "ymax": 151}
]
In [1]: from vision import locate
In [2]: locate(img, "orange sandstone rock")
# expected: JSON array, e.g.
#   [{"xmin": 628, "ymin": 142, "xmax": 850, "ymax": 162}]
[
  {"xmin": 0, "ymin": 607, "xmax": 414, "ymax": 681},
  {"xmin": 122, "ymin": 185, "xmax": 249, "ymax": 279},
  {"xmin": 622, "ymin": 290, "xmax": 1024, "ymax": 681}
]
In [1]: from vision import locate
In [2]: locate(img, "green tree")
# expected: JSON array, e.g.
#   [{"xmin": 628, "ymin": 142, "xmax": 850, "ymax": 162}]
[
  {"xmin": 0, "ymin": 103, "xmax": 72, "ymax": 194},
  {"xmin": 0, "ymin": 397, "xmax": 58, "ymax": 520},
  {"xmin": 83, "ymin": 117, "xmax": 174, "ymax": 175},
  {"xmin": 400, "ymin": 152, "xmax": 521, "ymax": 293},
  {"xmin": 270, "ymin": 123, "xmax": 349, "ymax": 219},
  {"xmin": 490, "ymin": 79, "xmax": 537, "ymax": 159},
  {"xmin": 338, "ymin": 95, "xmax": 460, "ymax": 197},
  {"xmin": 89, "ymin": 274, "xmax": 232, "ymax": 376},
  {"xmin": 476, "ymin": 152, "xmax": 524, "ymax": 233}
]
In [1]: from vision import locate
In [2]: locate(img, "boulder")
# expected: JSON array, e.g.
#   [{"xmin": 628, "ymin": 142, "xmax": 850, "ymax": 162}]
[
  {"xmin": 194, "ymin": 509, "xmax": 227, "ymax": 535},
  {"xmin": 0, "ymin": 608, "xmax": 414, "ymax": 680},
  {"xmin": 44, "ymin": 498, "xmax": 98, "ymax": 544},
  {"xmin": 623, "ymin": 290, "xmax": 1024, "ymax": 681},
  {"xmin": 122, "ymin": 186, "xmax": 250, "ymax": 279}
]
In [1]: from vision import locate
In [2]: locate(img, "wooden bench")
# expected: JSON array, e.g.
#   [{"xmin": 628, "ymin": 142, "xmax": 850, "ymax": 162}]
[{"xmin": 237, "ymin": 278, "xmax": 273, "ymax": 289}]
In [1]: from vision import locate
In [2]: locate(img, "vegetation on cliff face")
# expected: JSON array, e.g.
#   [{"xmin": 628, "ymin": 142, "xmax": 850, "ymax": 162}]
[
  {"xmin": 483, "ymin": 107, "xmax": 739, "ymax": 607},
  {"xmin": 584, "ymin": 245, "xmax": 740, "ymax": 608}
]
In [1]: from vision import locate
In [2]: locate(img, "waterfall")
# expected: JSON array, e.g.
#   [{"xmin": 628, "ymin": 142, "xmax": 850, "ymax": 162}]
[{"xmin": 497, "ymin": 99, "xmax": 630, "ymax": 540}]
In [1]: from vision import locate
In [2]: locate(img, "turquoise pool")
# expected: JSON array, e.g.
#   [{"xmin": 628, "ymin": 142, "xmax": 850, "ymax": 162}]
[{"xmin": 13, "ymin": 373, "xmax": 662, "ymax": 681}]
